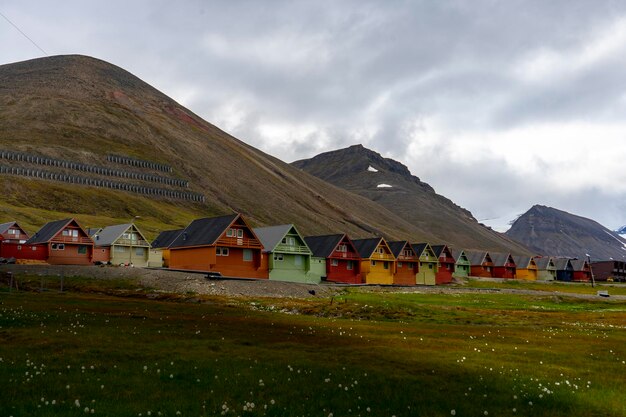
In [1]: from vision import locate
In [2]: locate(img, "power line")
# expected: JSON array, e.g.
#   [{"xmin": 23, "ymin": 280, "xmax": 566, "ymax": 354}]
[{"xmin": 0, "ymin": 10, "xmax": 48, "ymax": 56}]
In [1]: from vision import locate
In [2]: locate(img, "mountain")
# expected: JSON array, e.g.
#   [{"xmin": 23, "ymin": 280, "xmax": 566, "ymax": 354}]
[
  {"xmin": 292, "ymin": 145, "xmax": 530, "ymax": 253},
  {"xmin": 616, "ymin": 225, "xmax": 626, "ymax": 239},
  {"xmin": 505, "ymin": 205, "xmax": 626, "ymax": 260},
  {"xmin": 0, "ymin": 54, "xmax": 434, "ymax": 240}
]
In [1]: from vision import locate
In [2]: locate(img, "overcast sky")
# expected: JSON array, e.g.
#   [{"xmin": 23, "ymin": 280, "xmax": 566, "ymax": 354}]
[{"xmin": 2, "ymin": 0, "xmax": 626, "ymax": 231}]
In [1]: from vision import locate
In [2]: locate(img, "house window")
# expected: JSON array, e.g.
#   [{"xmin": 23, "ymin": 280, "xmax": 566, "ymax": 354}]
[
  {"xmin": 114, "ymin": 246, "xmax": 127, "ymax": 253},
  {"xmin": 226, "ymin": 229, "xmax": 234, "ymax": 237},
  {"xmin": 403, "ymin": 250, "xmax": 412, "ymax": 257},
  {"xmin": 243, "ymin": 249, "xmax": 253, "ymax": 262},
  {"xmin": 78, "ymin": 246, "xmax": 87, "ymax": 254},
  {"xmin": 294, "ymin": 255, "xmax": 303, "ymax": 266},
  {"xmin": 337, "ymin": 244, "xmax": 347, "ymax": 253},
  {"xmin": 371, "ymin": 260, "xmax": 377, "ymax": 266},
  {"xmin": 398, "ymin": 262, "xmax": 403, "ymax": 268},
  {"xmin": 216, "ymin": 247, "xmax": 229, "ymax": 256},
  {"xmin": 17, "ymin": 245, "xmax": 22, "ymax": 250},
  {"xmin": 274, "ymin": 254, "xmax": 284, "ymax": 261},
  {"xmin": 331, "ymin": 259, "xmax": 338, "ymax": 266},
  {"xmin": 51, "ymin": 243, "xmax": 57, "ymax": 250},
  {"xmin": 135, "ymin": 248, "xmax": 144, "ymax": 256},
  {"xmin": 8, "ymin": 229, "xmax": 18, "ymax": 235},
  {"xmin": 378, "ymin": 248, "xmax": 384, "ymax": 254},
  {"xmin": 347, "ymin": 260, "xmax": 353, "ymax": 270},
  {"xmin": 383, "ymin": 262, "xmax": 389, "ymax": 270},
  {"xmin": 237, "ymin": 229, "xmax": 244, "ymax": 238},
  {"xmin": 428, "ymin": 264, "xmax": 433, "ymax": 269},
  {"xmin": 407, "ymin": 262, "xmax": 413, "ymax": 269}
]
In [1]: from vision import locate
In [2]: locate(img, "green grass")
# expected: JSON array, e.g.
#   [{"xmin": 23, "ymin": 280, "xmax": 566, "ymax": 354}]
[
  {"xmin": 0, "ymin": 280, "xmax": 625, "ymax": 416},
  {"xmin": 462, "ymin": 278, "xmax": 626, "ymax": 296}
]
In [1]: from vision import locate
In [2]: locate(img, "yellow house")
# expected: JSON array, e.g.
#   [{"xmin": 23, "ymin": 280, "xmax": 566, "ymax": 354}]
[
  {"xmin": 513, "ymin": 256, "xmax": 538, "ymax": 280},
  {"xmin": 412, "ymin": 243, "xmax": 438, "ymax": 285},
  {"xmin": 352, "ymin": 237, "xmax": 396, "ymax": 284},
  {"xmin": 151, "ymin": 229, "xmax": 183, "ymax": 268}
]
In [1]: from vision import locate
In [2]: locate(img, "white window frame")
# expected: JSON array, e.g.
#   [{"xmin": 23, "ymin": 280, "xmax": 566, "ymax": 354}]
[
  {"xmin": 331, "ymin": 259, "xmax": 339, "ymax": 266},
  {"xmin": 216, "ymin": 247, "xmax": 229, "ymax": 256}
]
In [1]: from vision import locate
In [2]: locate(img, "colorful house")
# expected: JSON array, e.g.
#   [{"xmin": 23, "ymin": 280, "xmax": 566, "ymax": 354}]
[
  {"xmin": 168, "ymin": 214, "xmax": 268, "ymax": 278},
  {"xmin": 513, "ymin": 256, "xmax": 538, "ymax": 280},
  {"xmin": 304, "ymin": 234, "xmax": 362, "ymax": 284},
  {"xmin": 431, "ymin": 244, "xmax": 455, "ymax": 284},
  {"xmin": 0, "ymin": 221, "xmax": 30, "ymax": 259},
  {"xmin": 352, "ymin": 238, "xmax": 396, "ymax": 285},
  {"xmin": 533, "ymin": 257, "xmax": 557, "ymax": 281},
  {"xmin": 24, "ymin": 218, "xmax": 94, "ymax": 265},
  {"xmin": 254, "ymin": 224, "xmax": 322, "ymax": 283},
  {"xmin": 411, "ymin": 243, "xmax": 438, "ymax": 285},
  {"xmin": 90, "ymin": 223, "xmax": 159, "ymax": 267},
  {"xmin": 451, "ymin": 249, "xmax": 471, "ymax": 278},
  {"xmin": 151, "ymin": 229, "xmax": 183, "ymax": 267},
  {"xmin": 466, "ymin": 251, "xmax": 494, "ymax": 278},
  {"xmin": 388, "ymin": 241, "xmax": 419, "ymax": 286},
  {"xmin": 491, "ymin": 252, "xmax": 517, "ymax": 279},
  {"xmin": 571, "ymin": 259, "xmax": 591, "ymax": 282},
  {"xmin": 554, "ymin": 258, "xmax": 574, "ymax": 282}
]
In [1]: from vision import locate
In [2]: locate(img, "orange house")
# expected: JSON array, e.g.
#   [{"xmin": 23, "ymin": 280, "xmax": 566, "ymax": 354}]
[
  {"xmin": 24, "ymin": 218, "xmax": 94, "ymax": 265},
  {"xmin": 388, "ymin": 241, "xmax": 420, "ymax": 285},
  {"xmin": 168, "ymin": 214, "xmax": 268, "ymax": 279}
]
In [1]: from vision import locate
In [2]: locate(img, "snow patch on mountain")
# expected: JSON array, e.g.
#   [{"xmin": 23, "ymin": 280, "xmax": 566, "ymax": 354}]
[
  {"xmin": 367, "ymin": 165, "xmax": 378, "ymax": 172},
  {"xmin": 377, "ymin": 184, "xmax": 392, "ymax": 188}
]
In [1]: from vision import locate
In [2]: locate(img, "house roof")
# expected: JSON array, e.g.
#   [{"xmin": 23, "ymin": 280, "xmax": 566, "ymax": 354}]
[
  {"xmin": 571, "ymin": 259, "xmax": 589, "ymax": 271},
  {"xmin": 151, "ymin": 229, "xmax": 183, "ymax": 249},
  {"xmin": 465, "ymin": 250, "xmax": 488, "ymax": 265},
  {"xmin": 87, "ymin": 228, "xmax": 102, "ymax": 238},
  {"xmin": 533, "ymin": 257, "xmax": 555, "ymax": 269},
  {"xmin": 388, "ymin": 241, "xmax": 411, "ymax": 258},
  {"xmin": 92, "ymin": 223, "xmax": 148, "ymax": 247},
  {"xmin": 491, "ymin": 252, "xmax": 514, "ymax": 267},
  {"xmin": 411, "ymin": 243, "xmax": 429, "ymax": 257},
  {"xmin": 25, "ymin": 218, "xmax": 89, "ymax": 245},
  {"xmin": 553, "ymin": 258, "xmax": 573, "ymax": 270},
  {"xmin": 253, "ymin": 224, "xmax": 311, "ymax": 254},
  {"xmin": 431, "ymin": 244, "xmax": 454, "ymax": 260},
  {"xmin": 512, "ymin": 255, "xmax": 533, "ymax": 268},
  {"xmin": 451, "ymin": 249, "xmax": 469, "ymax": 263},
  {"xmin": 304, "ymin": 234, "xmax": 346, "ymax": 258},
  {"xmin": 169, "ymin": 214, "xmax": 239, "ymax": 249},
  {"xmin": 352, "ymin": 238, "xmax": 384, "ymax": 258},
  {"xmin": 0, "ymin": 221, "xmax": 17, "ymax": 234}
]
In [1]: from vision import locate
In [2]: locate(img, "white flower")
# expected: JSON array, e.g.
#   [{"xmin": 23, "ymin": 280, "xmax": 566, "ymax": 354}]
[{"xmin": 451, "ymin": 410, "xmax": 456, "ymax": 416}]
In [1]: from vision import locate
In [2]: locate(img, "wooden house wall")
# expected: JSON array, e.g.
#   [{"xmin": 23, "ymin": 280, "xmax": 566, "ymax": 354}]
[
  {"xmin": 394, "ymin": 261, "xmax": 418, "ymax": 286},
  {"xmin": 492, "ymin": 266, "xmax": 516, "ymax": 279},
  {"xmin": 417, "ymin": 261, "xmax": 437, "ymax": 285},
  {"xmin": 326, "ymin": 259, "xmax": 361, "ymax": 284},
  {"xmin": 47, "ymin": 243, "xmax": 93, "ymax": 265},
  {"xmin": 170, "ymin": 246, "xmax": 268, "ymax": 278},
  {"xmin": 362, "ymin": 259, "xmax": 394, "ymax": 285},
  {"xmin": 92, "ymin": 247, "xmax": 110, "ymax": 263},
  {"xmin": 1, "ymin": 242, "xmax": 47, "ymax": 260},
  {"xmin": 536, "ymin": 269, "xmax": 556, "ymax": 281},
  {"xmin": 470, "ymin": 264, "xmax": 493, "ymax": 278},
  {"xmin": 517, "ymin": 267, "xmax": 538, "ymax": 280},
  {"xmin": 147, "ymin": 249, "xmax": 164, "ymax": 267}
]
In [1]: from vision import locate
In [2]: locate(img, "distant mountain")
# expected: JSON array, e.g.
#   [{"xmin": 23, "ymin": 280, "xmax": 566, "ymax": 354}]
[
  {"xmin": 0, "ymin": 55, "xmax": 444, "ymax": 240},
  {"xmin": 617, "ymin": 225, "xmax": 626, "ymax": 238},
  {"xmin": 292, "ymin": 145, "xmax": 530, "ymax": 253},
  {"xmin": 505, "ymin": 205, "xmax": 626, "ymax": 260}
]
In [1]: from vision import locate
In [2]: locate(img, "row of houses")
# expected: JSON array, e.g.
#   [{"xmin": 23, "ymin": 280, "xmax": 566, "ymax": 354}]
[{"xmin": 0, "ymin": 215, "xmax": 601, "ymax": 284}]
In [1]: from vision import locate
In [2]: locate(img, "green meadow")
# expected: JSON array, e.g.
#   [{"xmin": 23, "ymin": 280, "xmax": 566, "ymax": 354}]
[{"xmin": 0, "ymin": 278, "xmax": 625, "ymax": 417}]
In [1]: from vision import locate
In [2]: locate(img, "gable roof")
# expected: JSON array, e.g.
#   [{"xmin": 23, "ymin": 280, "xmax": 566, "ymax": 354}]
[
  {"xmin": 465, "ymin": 250, "xmax": 489, "ymax": 265},
  {"xmin": 491, "ymin": 252, "xmax": 515, "ymax": 267},
  {"xmin": 553, "ymin": 258, "xmax": 573, "ymax": 270},
  {"xmin": 87, "ymin": 228, "xmax": 102, "ymax": 238},
  {"xmin": 571, "ymin": 259, "xmax": 589, "ymax": 271},
  {"xmin": 304, "ymin": 234, "xmax": 347, "ymax": 258},
  {"xmin": 533, "ymin": 257, "xmax": 555, "ymax": 269},
  {"xmin": 412, "ymin": 243, "xmax": 437, "ymax": 260},
  {"xmin": 151, "ymin": 229, "xmax": 183, "ymax": 249},
  {"xmin": 431, "ymin": 244, "xmax": 454, "ymax": 260},
  {"xmin": 0, "ymin": 221, "xmax": 17, "ymax": 234},
  {"xmin": 451, "ymin": 249, "xmax": 469, "ymax": 263},
  {"xmin": 512, "ymin": 255, "xmax": 534, "ymax": 268},
  {"xmin": 352, "ymin": 237, "xmax": 384, "ymax": 258},
  {"xmin": 169, "ymin": 214, "xmax": 240, "ymax": 249},
  {"xmin": 254, "ymin": 224, "xmax": 311, "ymax": 254},
  {"xmin": 388, "ymin": 241, "xmax": 413, "ymax": 258},
  {"xmin": 25, "ymin": 218, "xmax": 90, "ymax": 245},
  {"xmin": 92, "ymin": 223, "xmax": 148, "ymax": 247}
]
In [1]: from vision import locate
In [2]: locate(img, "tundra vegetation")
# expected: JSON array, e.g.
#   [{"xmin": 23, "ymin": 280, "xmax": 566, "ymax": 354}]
[{"xmin": 0, "ymin": 276, "xmax": 624, "ymax": 416}]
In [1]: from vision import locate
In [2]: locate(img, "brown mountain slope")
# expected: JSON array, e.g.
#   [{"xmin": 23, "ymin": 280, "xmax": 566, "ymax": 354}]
[
  {"xmin": 0, "ymin": 54, "xmax": 439, "ymax": 240},
  {"xmin": 292, "ymin": 145, "xmax": 530, "ymax": 254},
  {"xmin": 505, "ymin": 205, "xmax": 626, "ymax": 260}
]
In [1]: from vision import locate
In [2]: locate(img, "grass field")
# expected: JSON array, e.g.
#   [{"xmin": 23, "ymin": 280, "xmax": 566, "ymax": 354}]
[
  {"xmin": 463, "ymin": 278, "xmax": 626, "ymax": 296},
  {"xmin": 1, "ymin": 278, "xmax": 625, "ymax": 417}
]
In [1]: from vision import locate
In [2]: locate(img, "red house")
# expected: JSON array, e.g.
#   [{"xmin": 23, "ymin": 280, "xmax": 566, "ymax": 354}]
[
  {"xmin": 0, "ymin": 221, "xmax": 30, "ymax": 259},
  {"xmin": 571, "ymin": 259, "xmax": 591, "ymax": 282},
  {"xmin": 388, "ymin": 241, "xmax": 419, "ymax": 286},
  {"xmin": 24, "ymin": 219, "xmax": 94, "ymax": 265},
  {"xmin": 431, "ymin": 244, "xmax": 455, "ymax": 284},
  {"xmin": 490, "ymin": 252, "xmax": 517, "ymax": 278},
  {"xmin": 305, "ymin": 234, "xmax": 362, "ymax": 284},
  {"xmin": 466, "ymin": 250, "xmax": 494, "ymax": 277}
]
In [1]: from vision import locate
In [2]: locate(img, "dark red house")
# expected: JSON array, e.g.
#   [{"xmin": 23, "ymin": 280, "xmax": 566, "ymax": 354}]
[
  {"xmin": 466, "ymin": 250, "xmax": 494, "ymax": 278},
  {"xmin": 571, "ymin": 259, "xmax": 591, "ymax": 282},
  {"xmin": 431, "ymin": 244, "xmax": 455, "ymax": 284},
  {"xmin": 591, "ymin": 260, "xmax": 626, "ymax": 282},
  {"xmin": 490, "ymin": 252, "xmax": 517, "ymax": 279},
  {"xmin": 0, "ymin": 221, "xmax": 30, "ymax": 259},
  {"xmin": 305, "ymin": 234, "xmax": 362, "ymax": 284},
  {"xmin": 24, "ymin": 218, "xmax": 94, "ymax": 265}
]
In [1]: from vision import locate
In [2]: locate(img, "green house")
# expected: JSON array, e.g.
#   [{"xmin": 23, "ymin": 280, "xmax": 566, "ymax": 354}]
[
  {"xmin": 91, "ymin": 223, "xmax": 159, "ymax": 267},
  {"xmin": 254, "ymin": 224, "xmax": 322, "ymax": 283},
  {"xmin": 411, "ymin": 243, "xmax": 438, "ymax": 285},
  {"xmin": 451, "ymin": 249, "xmax": 471, "ymax": 278}
]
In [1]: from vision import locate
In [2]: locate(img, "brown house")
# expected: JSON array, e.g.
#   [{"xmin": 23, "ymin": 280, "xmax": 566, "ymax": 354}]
[
  {"xmin": 24, "ymin": 218, "xmax": 94, "ymax": 265},
  {"xmin": 466, "ymin": 250, "xmax": 494, "ymax": 277},
  {"xmin": 388, "ymin": 241, "xmax": 420, "ymax": 286},
  {"xmin": 168, "ymin": 214, "xmax": 268, "ymax": 278}
]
